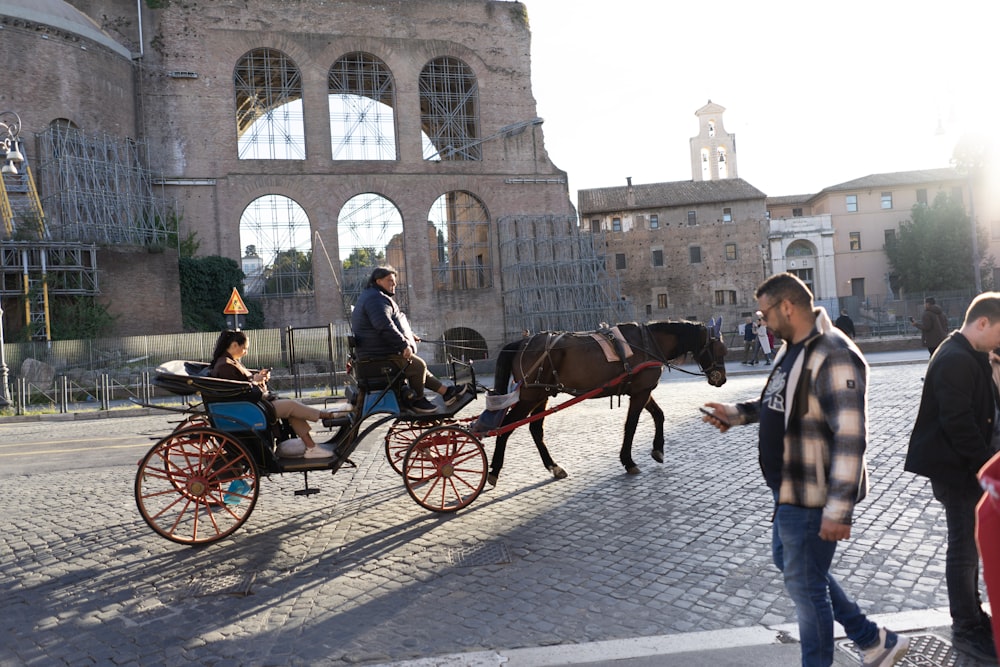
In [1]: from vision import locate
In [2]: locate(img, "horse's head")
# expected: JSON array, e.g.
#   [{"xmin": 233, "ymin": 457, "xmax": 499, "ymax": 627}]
[{"xmin": 695, "ymin": 328, "xmax": 727, "ymax": 387}]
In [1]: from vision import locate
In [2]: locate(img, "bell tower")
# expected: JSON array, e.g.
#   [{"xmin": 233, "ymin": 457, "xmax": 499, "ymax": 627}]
[{"xmin": 689, "ymin": 100, "xmax": 738, "ymax": 181}]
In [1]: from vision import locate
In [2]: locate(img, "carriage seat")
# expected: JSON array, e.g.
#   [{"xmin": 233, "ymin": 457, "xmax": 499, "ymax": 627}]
[
  {"xmin": 153, "ymin": 359, "xmax": 279, "ymax": 431},
  {"xmin": 346, "ymin": 336, "xmax": 409, "ymax": 393}
]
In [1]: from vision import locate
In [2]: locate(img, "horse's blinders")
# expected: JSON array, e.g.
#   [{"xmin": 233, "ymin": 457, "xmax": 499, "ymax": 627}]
[{"xmin": 697, "ymin": 336, "xmax": 728, "ymax": 387}]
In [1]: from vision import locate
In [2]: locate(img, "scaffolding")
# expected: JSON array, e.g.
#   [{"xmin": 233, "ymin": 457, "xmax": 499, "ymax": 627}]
[
  {"xmin": 34, "ymin": 124, "xmax": 174, "ymax": 246},
  {"xmin": 498, "ymin": 215, "xmax": 633, "ymax": 337}
]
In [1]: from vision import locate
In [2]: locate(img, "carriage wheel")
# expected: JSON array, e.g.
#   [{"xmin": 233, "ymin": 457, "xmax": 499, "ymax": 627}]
[
  {"xmin": 402, "ymin": 426, "xmax": 487, "ymax": 513},
  {"xmin": 135, "ymin": 426, "xmax": 259, "ymax": 545},
  {"xmin": 384, "ymin": 418, "xmax": 452, "ymax": 476}
]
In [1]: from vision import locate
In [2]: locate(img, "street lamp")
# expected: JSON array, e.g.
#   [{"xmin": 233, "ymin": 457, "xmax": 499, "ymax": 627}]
[{"xmin": 0, "ymin": 110, "xmax": 21, "ymax": 406}]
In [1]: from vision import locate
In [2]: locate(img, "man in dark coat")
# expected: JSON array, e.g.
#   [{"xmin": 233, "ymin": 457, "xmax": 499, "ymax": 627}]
[
  {"xmin": 835, "ymin": 309, "xmax": 856, "ymax": 338},
  {"xmin": 912, "ymin": 296, "xmax": 950, "ymax": 356},
  {"xmin": 351, "ymin": 266, "xmax": 464, "ymax": 413},
  {"xmin": 906, "ymin": 292, "xmax": 1000, "ymax": 662}
]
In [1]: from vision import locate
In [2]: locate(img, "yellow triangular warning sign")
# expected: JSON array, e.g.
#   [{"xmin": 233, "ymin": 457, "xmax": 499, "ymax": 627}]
[{"xmin": 223, "ymin": 287, "xmax": 249, "ymax": 315}]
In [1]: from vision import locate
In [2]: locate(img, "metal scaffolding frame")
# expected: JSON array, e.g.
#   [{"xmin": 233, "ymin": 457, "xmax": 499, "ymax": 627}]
[
  {"xmin": 34, "ymin": 124, "xmax": 174, "ymax": 246},
  {"xmin": 498, "ymin": 215, "xmax": 633, "ymax": 337}
]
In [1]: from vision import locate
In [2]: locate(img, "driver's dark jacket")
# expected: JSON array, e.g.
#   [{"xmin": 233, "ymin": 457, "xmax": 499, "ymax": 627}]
[
  {"xmin": 906, "ymin": 332, "xmax": 998, "ymax": 487},
  {"xmin": 351, "ymin": 285, "xmax": 415, "ymax": 358}
]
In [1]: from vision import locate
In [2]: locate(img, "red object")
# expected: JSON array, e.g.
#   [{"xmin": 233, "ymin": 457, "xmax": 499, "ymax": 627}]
[{"xmin": 976, "ymin": 451, "xmax": 1000, "ymax": 656}]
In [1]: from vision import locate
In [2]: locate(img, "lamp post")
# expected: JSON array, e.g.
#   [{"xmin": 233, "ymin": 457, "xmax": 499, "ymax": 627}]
[{"xmin": 0, "ymin": 110, "xmax": 23, "ymax": 407}]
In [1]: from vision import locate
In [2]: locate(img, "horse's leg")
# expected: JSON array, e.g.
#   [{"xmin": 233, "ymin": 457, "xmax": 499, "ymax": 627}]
[
  {"xmin": 526, "ymin": 400, "xmax": 567, "ymax": 480},
  {"xmin": 620, "ymin": 390, "xmax": 652, "ymax": 475},
  {"xmin": 646, "ymin": 396, "xmax": 666, "ymax": 464},
  {"xmin": 487, "ymin": 400, "xmax": 533, "ymax": 487}
]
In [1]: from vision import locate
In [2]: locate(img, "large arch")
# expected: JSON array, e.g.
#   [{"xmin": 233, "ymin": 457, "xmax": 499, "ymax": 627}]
[
  {"xmin": 337, "ymin": 193, "xmax": 407, "ymax": 310},
  {"xmin": 239, "ymin": 194, "xmax": 313, "ymax": 296},
  {"xmin": 234, "ymin": 48, "xmax": 306, "ymax": 160},
  {"xmin": 328, "ymin": 52, "xmax": 397, "ymax": 161},
  {"xmin": 427, "ymin": 190, "xmax": 492, "ymax": 290},
  {"xmin": 420, "ymin": 57, "xmax": 480, "ymax": 161}
]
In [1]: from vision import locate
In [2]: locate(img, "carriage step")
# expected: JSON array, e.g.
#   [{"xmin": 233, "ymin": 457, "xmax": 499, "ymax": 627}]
[{"xmin": 294, "ymin": 487, "xmax": 320, "ymax": 496}]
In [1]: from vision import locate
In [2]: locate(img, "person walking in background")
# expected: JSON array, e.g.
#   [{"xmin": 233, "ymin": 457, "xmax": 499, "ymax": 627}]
[
  {"xmin": 741, "ymin": 316, "xmax": 756, "ymax": 365},
  {"xmin": 754, "ymin": 316, "xmax": 772, "ymax": 365},
  {"xmin": 836, "ymin": 309, "xmax": 856, "ymax": 338},
  {"xmin": 911, "ymin": 297, "xmax": 950, "ymax": 356},
  {"xmin": 905, "ymin": 292, "xmax": 1000, "ymax": 663},
  {"xmin": 701, "ymin": 272, "xmax": 909, "ymax": 667}
]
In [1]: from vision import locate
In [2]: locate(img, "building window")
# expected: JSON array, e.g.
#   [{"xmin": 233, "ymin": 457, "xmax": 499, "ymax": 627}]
[
  {"xmin": 428, "ymin": 191, "xmax": 492, "ymax": 291},
  {"xmin": 916, "ymin": 188, "xmax": 928, "ymax": 205},
  {"xmin": 792, "ymin": 207, "xmax": 803, "ymax": 217},
  {"xmin": 846, "ymin": 195, "xmax": 858, "ymax": 212},
  {"xmin": 657, "ymin": 293, "xmax": 668, "ymax": 309},
  {"xmin": 722, "ymin": 207, "xmax": 732, "ymax": 223},
  {"xmin": 651, "ymin": 248, "xmax": 664, "ymax": 267},
  {"xmin": 590, "ymin": 219, "xmax": 601, "ymax": 233},
  {"xmin": 420, "ymin": 57, "xmax": 480, "ymax": 161},
  {"xmin": 884, "ymin": 229, "xmax": 896, "ymax": 247},
  {"xmin": 615, "ymin": 253, "xmax": 626, "ymax": 270},
  {"xmin": 329, "ymin": 52, "xmax": 397, "ymax": 160},
  {"xmin": 725, "ymin": 243, "xmax": 737, "ymax": 260},
  {"xmin": 714, "ymin": 290, "xmax": 736, "ymax": 306},
  {"xmin": 645, "ymin": 304, "xmax": 652, "ymax": 316},
  {"xmin": 849, "ymin": 232, "xmax": 861, "ymax": 251},
  {"xmin": 650, "ymin": 214, "xmax": 659, "ymax": 229},
  {"xmin": 612, "ymin": 217, "xmax": 622, "ymax": 232},
  {"xmin": 687, "ymin": 211, "xmax": 697, "ymax": 226},
  {"xmin": 235, "ymin": 48, "xmax": 306, "ymax": 160},
  {"xmin": 881, "ymin": 192, "xmax": 893, "ymax": 209},
  {"xmin": 689, "ymin": 246, "xmax": 702, "ymax": 264}
]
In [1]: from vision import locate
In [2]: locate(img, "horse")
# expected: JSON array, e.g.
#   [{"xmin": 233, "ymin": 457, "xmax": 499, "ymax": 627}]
[{"xmin": 487, "ymin": 320, "xmax": 727, "ymax": 485}]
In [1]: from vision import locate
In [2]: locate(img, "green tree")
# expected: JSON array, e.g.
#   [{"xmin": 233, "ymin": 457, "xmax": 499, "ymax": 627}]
[
  {"xmin": 885, "ymin": 192, "xmax": 986, "ymax": 293},
  {"xmin": 341, "ymin": 246, "xmax": 384, "ymax": 271},
  {"xmin": 263, "ymin": 249, "xmax": 313, "ymax": 295},
  {"xmin": 179, "ymin": 255, "xmax": 264, "ymax": 331},
  {"xmin": 48, "ymin": 296, "xmax": 118, "ymax": 340}
]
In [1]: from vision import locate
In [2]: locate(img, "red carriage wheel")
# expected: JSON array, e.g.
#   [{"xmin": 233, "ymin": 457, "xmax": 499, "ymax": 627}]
[
  {"xmin": 384, "ymin": 417, "xmax": 451, "ymax": 476},
  {"xmin": 134, "ymin": 426, "xmax": 259, "ymax": 545},
  {"xmin": 402, "ymin": 425, "xmax": 486, "ymax": 513}
]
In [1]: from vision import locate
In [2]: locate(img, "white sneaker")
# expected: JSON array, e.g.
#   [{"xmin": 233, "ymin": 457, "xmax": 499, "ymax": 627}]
[
  {"xmin": 861, "ymin": 628, "xmax": 909, "ymax": 667},
  {"xmin": 303, "ymin": 443, "xmax": 335, "ymax": 459}
]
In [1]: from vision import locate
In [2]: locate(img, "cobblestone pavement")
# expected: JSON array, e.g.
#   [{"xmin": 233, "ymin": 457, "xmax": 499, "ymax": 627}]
[{"xmin": 0, "ymin": 361, "xmax": 953, "ymax": 666}]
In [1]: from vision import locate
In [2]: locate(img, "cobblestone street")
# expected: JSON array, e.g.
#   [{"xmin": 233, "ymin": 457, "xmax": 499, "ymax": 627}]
[{"xmin": 0, "ymin": 361, "xmax": 951, "ymax": 666}]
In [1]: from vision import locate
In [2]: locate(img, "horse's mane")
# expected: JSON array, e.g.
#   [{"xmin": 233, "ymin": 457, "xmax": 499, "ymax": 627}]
[{"xmin": 644, "ymin": 320, "xmax": 706, "ymax": 354}]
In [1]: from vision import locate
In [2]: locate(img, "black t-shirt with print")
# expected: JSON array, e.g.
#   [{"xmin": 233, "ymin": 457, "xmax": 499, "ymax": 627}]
[{"xmin": 757, "ymin": 340, "xmax": 806, "ymax": 490}]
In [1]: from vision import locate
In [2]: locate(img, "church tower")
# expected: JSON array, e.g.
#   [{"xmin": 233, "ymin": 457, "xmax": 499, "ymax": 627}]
[{"xmin": 689, "ymin": 100, "xmax": 738, "ymax": 181}]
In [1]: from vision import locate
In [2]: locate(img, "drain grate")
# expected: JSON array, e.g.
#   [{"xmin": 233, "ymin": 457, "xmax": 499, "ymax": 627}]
[
  {"xmin": 837, "ymin": 632, "xmax": 976, "ymax": 666},
  {"xmin": 186, "ymin": 571, "xmax": 256, "ymax": 597},
  {"xmin": 445, "ymin": 540, "xmax": 512, "ymax": 568}
]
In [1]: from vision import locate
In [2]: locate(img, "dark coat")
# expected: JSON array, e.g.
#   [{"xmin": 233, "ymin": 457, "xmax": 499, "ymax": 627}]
[
  {"xmin": 906, "ymin": 332, "xmax": 998, "ymax": 486},
  {"xmin": 350, "ymin": 285, "xmax": 415, "ymax": 357}
]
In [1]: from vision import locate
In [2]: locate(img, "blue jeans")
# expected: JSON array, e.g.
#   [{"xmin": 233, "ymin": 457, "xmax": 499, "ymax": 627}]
[{"xmin": 773, "ymin": 500, "xmax": 878, "ymax": 667}]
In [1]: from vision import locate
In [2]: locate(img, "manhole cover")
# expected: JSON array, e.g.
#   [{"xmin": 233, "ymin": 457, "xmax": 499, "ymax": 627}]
[
  {"xmin": 445, "ymin": 541, "xmax": 511, "ymax": 567},
  {"xmin": 186, "ymin": 571, "xmax": 255, "ymax": 597},
  {"xmin": 837, "ymin": 632, "xmax": 983, "ymax": 666}
]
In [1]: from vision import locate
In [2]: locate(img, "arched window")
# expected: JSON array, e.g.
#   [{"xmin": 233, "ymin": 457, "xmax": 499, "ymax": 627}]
[
  {"xmin": 420, "ymin": 57, "xmax": 480, "ymax": 161},
  {"xmin": 328, "ymin": 52, "xmax": 397, "ymax": 160},
  {"xmin": 786, "ymin": 241, "xmax": 815, "ymax": 257},
  {"xmin": 234, "ymin": 48, "xmax": 305, "ymax": 160},
  {"xmin": 708, "ymin": 120, "xmax": 716, "ymax": 137},
  {"xmin": 700, "ymin": 148, "xmax": 710, "ymax": 180},
  {"xmin": 240, "ymin": 195, "xmax": 313, "ymax": 296},
  {"xmin": 427, "ymin": 191, "xmax": 491, "ymax": 290},
  {"xmin": 338, "ymin": 193, "xmax": 408, "ymax": 310},
  {"xmin": 717, "ymin": 147, "xmax": 728, "ymax": 179}
]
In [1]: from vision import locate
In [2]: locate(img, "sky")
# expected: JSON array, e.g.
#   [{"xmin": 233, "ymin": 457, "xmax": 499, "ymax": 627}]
[{"xmin": 522, "ymin": 0, "xmax": 998, "ymax": 203}]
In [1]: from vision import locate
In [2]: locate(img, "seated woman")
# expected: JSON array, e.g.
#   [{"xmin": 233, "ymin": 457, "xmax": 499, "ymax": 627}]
[{"xmin": 209, "ymin": 329, "xmax": 337, "ymax": 459}]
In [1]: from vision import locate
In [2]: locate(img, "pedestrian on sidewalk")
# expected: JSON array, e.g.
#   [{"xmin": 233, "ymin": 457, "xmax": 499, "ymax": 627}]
[
  {"xmin": 752, "ymin": 317, "xmax": 772, "ymax": 365},
  {"xmin": 741, "ymin": 316, "xmax": 756, "ymax": 365},
  {"xmin": 911, "ymin": 296, "xmax": 950, "ymax": 357},
  {"xmin": 905, "ymin": 292, "xmax": 1000, "ymax": 663},
  {"xmin": 701, "ymin": 272, "xmax": 909, "ymax": 667}
]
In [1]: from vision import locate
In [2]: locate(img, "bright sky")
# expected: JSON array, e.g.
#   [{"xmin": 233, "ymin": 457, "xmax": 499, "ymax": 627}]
[{"xmin": 524, "ymin": 0, "xmax": 998, "ymax": 203}]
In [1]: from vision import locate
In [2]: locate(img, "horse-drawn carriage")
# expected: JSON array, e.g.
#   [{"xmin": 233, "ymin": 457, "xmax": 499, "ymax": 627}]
[{"xmin": 133, "ymin": 321, "xmax": 726, "ymax": 546}]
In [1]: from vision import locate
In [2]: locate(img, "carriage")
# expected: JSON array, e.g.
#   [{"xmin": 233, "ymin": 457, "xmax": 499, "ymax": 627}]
[{"xmin": 134, "ymin": 321, "xmax": 727, "ymax": 546}]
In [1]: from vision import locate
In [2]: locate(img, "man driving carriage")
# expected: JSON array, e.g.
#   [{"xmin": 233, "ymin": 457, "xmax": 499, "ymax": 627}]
[{"xmin": 351, "ymin": 266, "xmax": 466, "ymax": 414}]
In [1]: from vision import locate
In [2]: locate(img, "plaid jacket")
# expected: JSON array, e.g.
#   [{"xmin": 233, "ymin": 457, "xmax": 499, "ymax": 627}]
[{"xmin": 737, "ymin": 307, "xmax": 870, "ymax": 525}]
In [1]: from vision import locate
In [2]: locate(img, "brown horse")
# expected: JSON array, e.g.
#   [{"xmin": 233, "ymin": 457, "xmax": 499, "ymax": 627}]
[{"xmin": 487, "ymin": 321, "xmax": 727, "ymax": 485}]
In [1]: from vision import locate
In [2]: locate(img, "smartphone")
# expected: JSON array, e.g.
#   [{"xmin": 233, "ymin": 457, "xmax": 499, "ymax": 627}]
[{"xmin": 699, "ymin": 406, "xmax": 730, "ymax": 427}]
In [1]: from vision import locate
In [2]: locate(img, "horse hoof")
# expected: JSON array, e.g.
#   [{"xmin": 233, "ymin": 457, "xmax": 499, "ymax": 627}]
[
  {"xmin": 651, "ymin": 450, "xmax": 664, "ymax": 464},
  {"xmin": 487, "ymin": 474, "xmax": 498, "ymax": 487},
  {"xmin": 626, "ymin": 465, "xmax": 640, "ymax": 475},
  {"xmin": 548, "ymin": 465, "xmax": 567, "ymax": 480}
]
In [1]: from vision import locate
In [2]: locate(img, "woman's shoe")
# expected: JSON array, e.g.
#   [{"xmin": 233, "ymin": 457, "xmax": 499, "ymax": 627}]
[{"xmin": 303, "ymin": 443, "xmax": 336, "ymax": 459}]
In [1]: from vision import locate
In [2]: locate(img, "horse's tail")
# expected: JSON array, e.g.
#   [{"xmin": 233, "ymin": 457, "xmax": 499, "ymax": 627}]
[{"xmin": 493, "ymin": 339, "xmax": 526, "ymax": 394}]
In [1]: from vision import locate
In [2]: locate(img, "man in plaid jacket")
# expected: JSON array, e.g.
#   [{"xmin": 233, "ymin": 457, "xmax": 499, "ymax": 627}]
[{"xmin": 702, "ymin": 272, "xmax": 908, "ymax": 667}]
